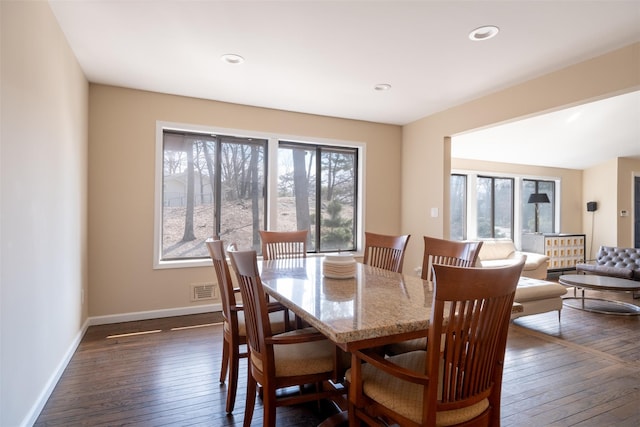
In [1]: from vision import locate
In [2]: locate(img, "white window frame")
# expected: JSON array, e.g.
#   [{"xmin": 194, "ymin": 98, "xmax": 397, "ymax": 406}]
[
  {"xmin": 154, "ymin": 121, "xmax": 366, "ymax": 269},
  {"xmin": 452, "ymin": 169, "xmax": 561, "ymax": 249}
]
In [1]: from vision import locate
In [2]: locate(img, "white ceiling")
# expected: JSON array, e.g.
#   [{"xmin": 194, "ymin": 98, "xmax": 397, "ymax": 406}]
[
  {"xmin": 453, "ymin": 90, "xmax": 640, "ymax": 170},
  {"xmin": 48, "ymin": 0, "xmax": 640, "ymax": 169}
]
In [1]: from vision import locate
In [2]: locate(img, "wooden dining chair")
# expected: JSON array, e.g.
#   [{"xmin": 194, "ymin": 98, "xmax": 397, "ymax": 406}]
[
  {"xmin": 258, "ymin": 230, "xmax": 310, "ymax": 327},
  {"xmin": 259, "ymin": 230, "xmax": 308, "ymax": 260},
  {"xmin": 362, "ymin": 231, "xmax": 411, "ymax": 273},
  {"xmin": 347, "ymin": 258, "xmax": 524, "ymax": 427},
  {"xmin": 386, "ymin": 236, "xmax": 484, "ymax": 356},
  {"xmin": 205, "ymin": 238, "xmax": 290, "ymax": 414},
  {"xmin": 227, "ymin": 249, "xmax": 345, "ymax": 427},
  {"xmin": 420, "ymin": 236, "xmax": 483, "ymax": 282}
]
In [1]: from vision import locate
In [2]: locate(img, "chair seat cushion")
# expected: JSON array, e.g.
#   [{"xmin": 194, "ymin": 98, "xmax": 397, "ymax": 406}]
[
  {"xmin": 226, "ymin": 310, "xmax": 289, "ymax": 336},
  {"xmin": 347, "ymin": 351, "xmax": 489, "ymax": 426},
  {"xmin": 251, "ymin": 327, "xmax": 335, "ymax": 377},
  {"xmin": 385, "ymin": 337, "xmax": 427, "ymax": 355}
]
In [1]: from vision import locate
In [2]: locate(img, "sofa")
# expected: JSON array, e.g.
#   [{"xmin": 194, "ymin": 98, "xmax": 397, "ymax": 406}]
[
  {"xmin": 477, "ymin": 239, "xmax": 550, "ymax": 280},
  {"xmin": 474, "ymin": 239, "xmax": 565, "ymax": 319},
  {"xmin": 576, "ymin": 246, "xmax": 640, "ymax": 281}
]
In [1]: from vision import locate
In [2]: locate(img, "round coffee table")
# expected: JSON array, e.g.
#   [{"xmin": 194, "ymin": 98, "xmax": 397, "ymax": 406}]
[{"xmin": 558, "ymin": 274, "xmax": 640, "ymax": 315}]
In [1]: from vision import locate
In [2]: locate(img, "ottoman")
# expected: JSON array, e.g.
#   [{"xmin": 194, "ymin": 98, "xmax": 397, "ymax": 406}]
[{"xmin": 512, "ymin": 277, "xmax": 568, "ymax": 320}]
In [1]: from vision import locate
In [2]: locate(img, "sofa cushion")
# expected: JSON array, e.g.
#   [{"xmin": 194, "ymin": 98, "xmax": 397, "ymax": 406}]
[
  {"xmin": 596, "ymin": 246, "xmax": 640, "ymax": 269},
  {"xmin": 576, "ymin": 263, "xmax": 633, "ymax": 279},
  {"xmin": 478, "ymin": 240, "xmax": 549, "ymax": 273},
  {"xmin": 518, "ymin": 251, "xmax": 549, "ymax": 269},
  {"xmin": 477, "ymin": 240, "xmax": 516, "ymax": 261},
  {"xmin": 479, "ymin": 259, "xmax": 517, "ymax": 268},
  {"xmin": 576, "ymin": 246, "xmax": 640, "ymax": 281},
  {"xmin": 482, "ymin": 255, "xmax": 547, "ymax": 272}
]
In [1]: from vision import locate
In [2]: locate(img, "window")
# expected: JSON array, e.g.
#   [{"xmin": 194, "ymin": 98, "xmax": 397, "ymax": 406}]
[
  {"xmin": 522, "ymin": 179, "xmax": 555, "ymax": 233},
  {"xmin": 160, "ymin": 130, "xmax": 266, "ymax": 261},
  {"xmin": 450, "ymin": 174, "xmax": 467, "ymax": 240},
  {"xmin": 278, "ymin": 142, "xmax": 357, "ymax": 252},
  {"xmin": 476, "ymin": 176, "xmax": 513, "ymax": 239},
  {"xmin": 450, "ymin": 171, "xmax": 559, "ymax": 246},
  {"xmin": 155, "ymin": 123, "xmax": 362, "ymax": 267}
]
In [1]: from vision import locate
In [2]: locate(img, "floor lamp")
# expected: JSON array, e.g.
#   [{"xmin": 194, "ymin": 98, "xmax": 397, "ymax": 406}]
[{"xmin": 528, "ymin": 192, "xmax": 550, "ymax": 233}]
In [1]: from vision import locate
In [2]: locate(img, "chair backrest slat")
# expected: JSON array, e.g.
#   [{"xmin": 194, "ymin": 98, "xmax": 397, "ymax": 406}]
[
  {"xmin": 206, "ymin": 238, "xmax": 237, "ymax": 323},
  {"xmin": 259, "ymin": 230, "xmax": 308, "ymax": 260},
  {"xmin": 227, "ymin": 249, "xmax": 272, "ymax": 367},
  {"xmin": 363, "ymin": 232, "xmax": 411, "ymax": 273},
  {"xmin": 421, "ymin": 236, "xmax": 483, "ymax": 282}
]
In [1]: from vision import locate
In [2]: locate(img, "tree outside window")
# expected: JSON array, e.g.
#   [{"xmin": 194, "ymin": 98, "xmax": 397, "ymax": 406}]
[
  {"xmin": 278, "ymin": 142, "xmax": 357, "ymax": 252},
  {"xmin": 477, "ymin": 176, "xmax": 513, "ymax": 239},
  {"xmin": 159, "ymin": 129, "xmax": 359, "ymax": 263},
  {"xmin": 450, "ymin": 174, "xmax": 467, "ymax": 240},
  {"xmin": 161, "ymin": 131, "xmax": 266, "ymax": 260},
  {"xmin": 522, "ymin": 179, "xmax": 555, "ymax": 233}
]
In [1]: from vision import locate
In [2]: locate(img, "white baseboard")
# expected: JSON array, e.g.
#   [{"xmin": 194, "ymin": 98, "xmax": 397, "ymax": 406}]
[
  {"xmin": 88, "ymin": 303, "xmax": 223, "ymax": 326},
  {"xmin": 24, "ymin": 303, "xmax": 223, "ymax": 426},
  {"xmin": 23, "ymin": 317, "xmax": 91, "ymax": 427}
]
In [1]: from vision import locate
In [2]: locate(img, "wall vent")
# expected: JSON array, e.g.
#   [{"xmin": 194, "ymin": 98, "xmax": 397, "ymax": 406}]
[{"xmin": 191, "ymin": 283, "xmax": 216, "ymax": 302}]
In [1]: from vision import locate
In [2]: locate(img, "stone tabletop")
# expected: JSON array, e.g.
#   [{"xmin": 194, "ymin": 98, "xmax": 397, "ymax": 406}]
[{"xmin": 259, "ymin": 257, "xmax": 434, "ymax": 350}]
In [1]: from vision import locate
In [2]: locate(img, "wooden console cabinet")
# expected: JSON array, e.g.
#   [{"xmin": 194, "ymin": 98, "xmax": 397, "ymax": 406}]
[{"xmin": 521, "ymin": 233, "xmax": 586, "ymax": 272}]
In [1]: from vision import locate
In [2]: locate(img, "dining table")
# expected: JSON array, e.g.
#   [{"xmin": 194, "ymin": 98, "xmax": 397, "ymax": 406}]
[
  {"xmin": 258, "ymin": 255, "xmax": 523, "ymax": 426},
  {"xmin": 258, "ymin": 256, "xmax": 437, "ymax": 352}
]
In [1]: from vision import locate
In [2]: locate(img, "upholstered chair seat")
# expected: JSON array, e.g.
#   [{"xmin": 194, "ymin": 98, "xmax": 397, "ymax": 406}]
[
  {"xmin": 230, "ymin": 311, "xmax": 288, "ymax": 337},
  {"xmin": 347, "ymin": 351, "xmax": 489, "ymax": 426},
  {"xmin": 250, "ymin": 327, "xmax": 335, "ymax": 377},
  {"xmin": 385, "ymin": 337, "xmax": 427, "ymax": 356}
]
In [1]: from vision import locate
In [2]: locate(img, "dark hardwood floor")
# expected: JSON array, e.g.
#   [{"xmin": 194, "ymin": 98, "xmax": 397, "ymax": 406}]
[{"xmin": 35, "ymin": 289, "xmax": 639, "ymax": 426}]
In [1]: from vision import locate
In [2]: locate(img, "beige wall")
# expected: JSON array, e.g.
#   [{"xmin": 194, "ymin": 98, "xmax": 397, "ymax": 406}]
[
  {"xmin": 1, "ymin": 2, "xmax": 89, "ymax": 426},
  {"xmin": 582, "ymin": 156, "xmax": 640, "ymax": 254},
  {"xmin": 583, "ymin": 159, "xmax": 619, "ymax": 257},
  {"xmin": 402, "ymin": 43, "xmax": 640, "ymax": 273},
  {"xmin": 88, "ymin": 85, "xmax": 402, "ymax": 317}
]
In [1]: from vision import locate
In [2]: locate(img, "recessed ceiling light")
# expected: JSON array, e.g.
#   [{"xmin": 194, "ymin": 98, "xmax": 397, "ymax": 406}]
[
  {"xmin": 221, "ymin": 54, "xmax": 245, "ymax": 64},
  {"xmin": 374, "ymin": 84, "xmax": 392, "ymax": 91},
  {"xmin": 469, "ymin": 26, "xmax": 500, "ymax": 41}
]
